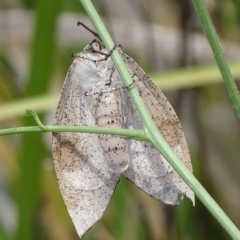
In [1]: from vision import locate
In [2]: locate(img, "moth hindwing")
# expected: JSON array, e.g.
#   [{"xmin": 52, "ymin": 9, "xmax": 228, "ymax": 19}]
[{"xmin": 52, "ymin": 39, "xmax": 194, "ymax": 238}]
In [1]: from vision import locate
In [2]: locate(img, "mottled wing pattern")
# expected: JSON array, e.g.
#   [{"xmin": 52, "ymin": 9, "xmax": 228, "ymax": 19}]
[
  {"xmin": 52, "ymin": 38, "xmax": 194, "ymax": 238},
  {"xmin": 52, "ymin": 59, "xmax": 120, "ymax": 237},
  {"xmin": 120, "ymin": 53, "xmax": 195, "ymax": 205}
]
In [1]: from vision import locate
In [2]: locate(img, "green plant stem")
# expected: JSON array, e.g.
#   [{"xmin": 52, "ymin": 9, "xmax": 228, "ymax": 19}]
[
  {"xmin": 0, "ymin": 111, "xmax": 145, "ymax": 139},
  {"xmin": 152, "ymin": 61, "xmax": 240, "ymax": 90},
  {"xmin": 1, "ymin": 62, "xmax": 239, "ymax": 121},
  {"xmin": 0, "ymin": 125, "xmax": 145, "ymax": 140},
  {"xmin": 79, "ymin": 0, "xmax": 240, "ymax": 239},
  {"xmin": 192, "ymin": 0, "xmax": 240, "ymax": 121}
]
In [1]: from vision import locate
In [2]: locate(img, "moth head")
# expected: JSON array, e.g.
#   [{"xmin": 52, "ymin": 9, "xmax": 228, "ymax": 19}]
[
  {"xmin": 91, "ymin": 40, "xmax": 104, "ymax": 52},
  {"xmin": 85, "ymin": 39, "xmax": 107, "ymax": 55},
  {"xmin": 72, "ymin": 39, "xmax": 109, "ymax": 65}
]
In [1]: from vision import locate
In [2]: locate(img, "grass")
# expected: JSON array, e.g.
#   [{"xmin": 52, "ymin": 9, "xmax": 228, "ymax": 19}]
[{"xmin": 0, "ymin": 0, "xmax": 240, "ymax": 239}]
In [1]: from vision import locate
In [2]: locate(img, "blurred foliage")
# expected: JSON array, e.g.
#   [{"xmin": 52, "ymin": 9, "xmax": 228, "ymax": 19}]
[
  {"xmin": 214, "ymin": 0, "xmax": 240, "ymax": 39},
  {"xmin": 0, "ymin": 0, "xmax": 240, "ymax": 240},
  {"xmin": 15, "ymin": 0, "xmax": 62, "ymax": 238}
]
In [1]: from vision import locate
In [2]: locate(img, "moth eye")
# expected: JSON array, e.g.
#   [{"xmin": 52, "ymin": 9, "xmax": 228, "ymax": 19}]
[{"xmin": 92, "ymin": 43, "xmax": 101, "ymax": 52}]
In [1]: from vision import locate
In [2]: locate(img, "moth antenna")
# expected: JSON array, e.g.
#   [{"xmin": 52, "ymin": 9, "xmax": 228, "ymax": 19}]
[{"xmin": 77, "ymin": 21, "xmax": 102, "ymax": 41}]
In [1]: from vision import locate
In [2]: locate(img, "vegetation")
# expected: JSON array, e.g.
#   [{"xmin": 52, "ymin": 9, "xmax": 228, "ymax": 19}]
[{"xmin": 0, "ymin": 0, "xmax": 240, "ymax": 239}]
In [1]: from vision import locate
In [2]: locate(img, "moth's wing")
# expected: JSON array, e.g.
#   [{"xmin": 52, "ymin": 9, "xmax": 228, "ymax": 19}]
[
  {"xmin": 121, "ymin": 53, "xmax": 194, "ymax": 205},
  {"xmin": 52, "ymin": 59, "xmax": 120, "ymax": 237}
]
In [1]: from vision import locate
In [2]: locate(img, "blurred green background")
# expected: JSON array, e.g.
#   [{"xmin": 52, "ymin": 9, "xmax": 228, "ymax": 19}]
[{"xmin": 0, "ymin": 0, "xmax": 240, "ymax": 239}]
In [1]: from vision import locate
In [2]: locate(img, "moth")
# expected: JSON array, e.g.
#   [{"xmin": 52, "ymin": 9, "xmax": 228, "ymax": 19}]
[{"xmin": 52, "ymin": 25, "xmax": 194, "ymax": 237}]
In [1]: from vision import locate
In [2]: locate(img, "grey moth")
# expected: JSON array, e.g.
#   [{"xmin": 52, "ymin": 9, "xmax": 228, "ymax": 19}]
[{"xmin": 52, "ymin": 37, "xmax": 194, "ymax": 237}]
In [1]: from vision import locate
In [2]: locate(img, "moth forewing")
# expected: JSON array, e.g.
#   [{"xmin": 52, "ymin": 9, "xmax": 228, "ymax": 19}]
[
  {"xmin": 52, "ymin": 39, "xmax": 194, "ymax": 238},
  {"xmin": 120, "ymin": 52, "xmax": 194, "ymax": 205},
  {"xmin": 52, "ymin": 48, "xmax": 122, "ymax": 237}
]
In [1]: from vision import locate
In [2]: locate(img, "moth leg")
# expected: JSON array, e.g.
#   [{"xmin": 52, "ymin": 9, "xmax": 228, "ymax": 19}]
[
  {"xmin": 92, "ymin": 45, "xmax": 118, "ymax": 63},
  {"xmin": 129, "ymin": 73, "xmax": 142, "ymax": 92},
  {"xmin": 85, "ymin": 67, "xmax": 135, "ymax": 96},
  {"xmin": 84, "ymin": 81, "xmax": 125, "ymax": 96},
  {"xmin": 84, "ymin": 80, "xmax": 134, "ymax": 96},
  {"xmin": 84, "ymin": 83, "xmax": 124, "ymax": 96},
  {"xmin": 84, "ymin": 81, "xmax": 105, "ymax": 96},
  {"xmin": 84, "ymin": 65, "xmax": 116, "ymax": 96},
  {"xmin": 105, "ymin": 66, "xmax": 135, "ymax": 88},
  {"xmin": 84, "ymin": 66, "xmax": 114, "ymax": 96},
  {"xmin": 93, "ymin": 44, "xmax": 123, "ymax": 62},
  {"xmin": 86, "ymin": 85, "xmax": 125, "ymax": 96}
]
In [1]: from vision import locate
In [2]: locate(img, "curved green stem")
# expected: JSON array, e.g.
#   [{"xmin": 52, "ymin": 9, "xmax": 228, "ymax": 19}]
[
  {"xmin": 192, "ymin": 0, "xmax": 240, "ymax": 121},
  {"xmin": 0, "ymin": 125, "xmax": 146, "ymax": 140},
  {"xmin": 25, "ymin": 109, "xmax": 47, "ymax": 130},
  {"xmin": 0, "ymin": 110, "xmax": 146, "ymax": 141}
]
